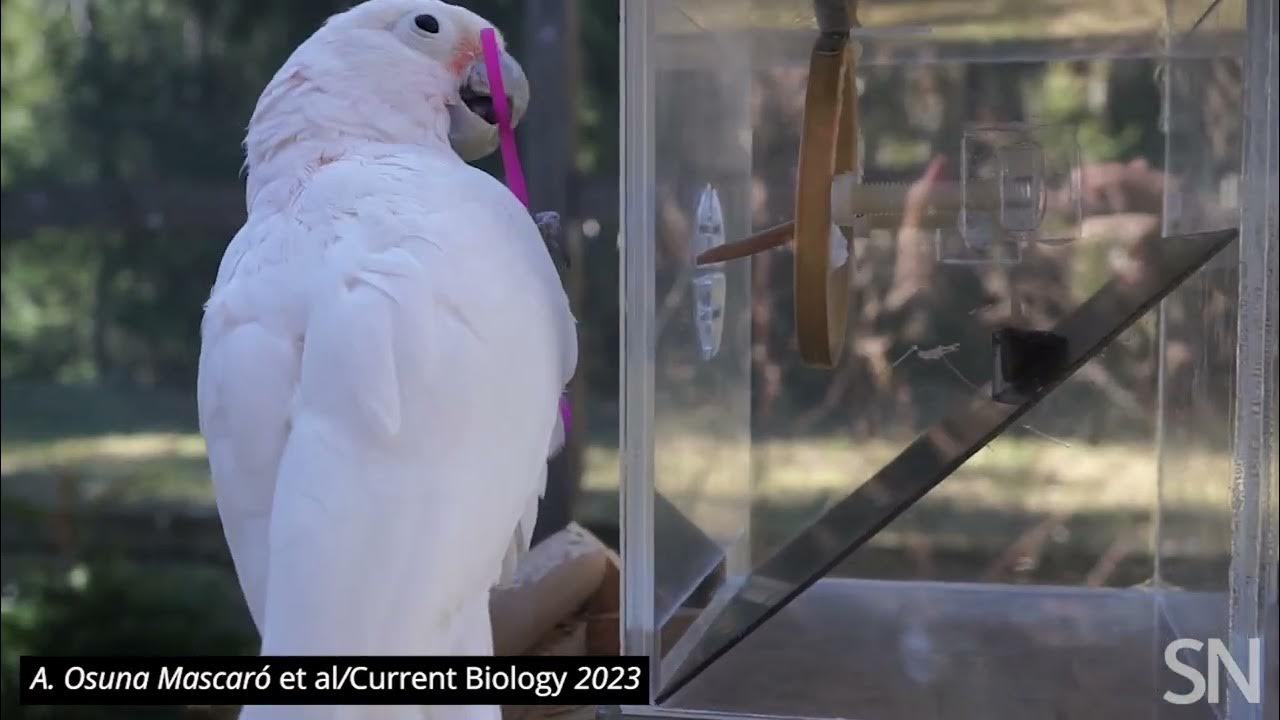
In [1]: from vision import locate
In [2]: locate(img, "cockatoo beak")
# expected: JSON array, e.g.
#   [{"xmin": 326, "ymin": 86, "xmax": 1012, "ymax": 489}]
[{"xmin": 448, "ymin": 49, "xmax": 529, "ymax": 161}]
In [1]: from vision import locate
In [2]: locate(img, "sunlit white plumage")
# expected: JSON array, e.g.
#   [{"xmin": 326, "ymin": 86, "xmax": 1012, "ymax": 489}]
[{"xmin": 196, "ymin": 2, "xmax": 575, "ymax": 718}]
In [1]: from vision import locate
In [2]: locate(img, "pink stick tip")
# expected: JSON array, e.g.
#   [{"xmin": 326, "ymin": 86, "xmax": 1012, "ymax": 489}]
[{"xmin": 479, "ymin": 28, "xmax": 528, "ymax": 208}]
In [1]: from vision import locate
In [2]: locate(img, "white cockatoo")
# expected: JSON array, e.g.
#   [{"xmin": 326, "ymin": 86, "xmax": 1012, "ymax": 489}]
[{"xmin": 196, "ymin": 1, "xmax": 576, "ymax": 717}]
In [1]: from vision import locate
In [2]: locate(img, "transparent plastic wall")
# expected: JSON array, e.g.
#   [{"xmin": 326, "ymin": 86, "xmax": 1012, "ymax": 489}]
[
  {"xmin": 621, "ymin": 0, "xmax": 1277, "ymax": 717},
  {"xmin": 1156, "ymin": 0, "xmax": 1246, "ymax": 670},
  {"xmin": 620, "ymin": 0, "xmax": 755, "ymax": 684}
]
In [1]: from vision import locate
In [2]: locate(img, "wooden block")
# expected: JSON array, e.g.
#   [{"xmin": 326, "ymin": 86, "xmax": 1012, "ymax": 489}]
[
  {"xmin": 585, "ymin": 611, "xmax": 619, "ymax": 656},
  {"xmin": 490, "ymin": 523, "xmax": 609, "ymax": 656},
  {"xmin": 586, "ymin": 548, "xmax": 621, "ymax": 616},
  {"xmin": 538, "ymin": 621, "xmax": 587, "ymax": 656},
  {"xmin": 584, "ymin": 548, "xmax": 620, "ymax": 656},
  {"xmin": 500, "ymin": 624, "xmax": 593, "ymax": 720},
  {"xmin": 494, "ymin": 538, "xmax": 614, "ymax": 717}
]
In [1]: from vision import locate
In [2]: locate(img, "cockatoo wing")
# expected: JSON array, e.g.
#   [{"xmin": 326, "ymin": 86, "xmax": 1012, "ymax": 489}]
[
  {"xmin": 197, "ymin": 302, "xmax": 298, "ymax": 631},
  {"xmin": 198, "ymin": 151, "xmax": 575, "ymax": 656},
  {"xmin": 198, "ymin": 210, "xmax": 310, "ymax": 630}
]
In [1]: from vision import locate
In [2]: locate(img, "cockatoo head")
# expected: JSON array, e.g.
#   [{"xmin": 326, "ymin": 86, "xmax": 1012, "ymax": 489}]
[{"xmin": 246, "ymin": 0, "xmax": 528, "ymax": 171}]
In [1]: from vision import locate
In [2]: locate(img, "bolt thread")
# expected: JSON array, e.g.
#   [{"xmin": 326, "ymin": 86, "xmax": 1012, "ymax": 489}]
[{"xmin": 832, "ymin": 177, "xmax": 1004, "ymax": 223}]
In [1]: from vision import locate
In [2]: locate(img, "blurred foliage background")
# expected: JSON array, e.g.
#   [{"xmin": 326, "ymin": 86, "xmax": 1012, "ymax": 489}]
[{"xmin": 0, "ymin": 0, "xmax": 1253, "ymax": 717}]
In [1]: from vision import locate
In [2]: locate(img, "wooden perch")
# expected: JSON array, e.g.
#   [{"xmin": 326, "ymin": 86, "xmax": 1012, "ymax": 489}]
[
  {"xmin": 496, "ymin": 524, "xmax": 619, "ymax": 720},
  {"xmin": 489, "ymin": 522, "xmax": 612, "ymax": 656}
]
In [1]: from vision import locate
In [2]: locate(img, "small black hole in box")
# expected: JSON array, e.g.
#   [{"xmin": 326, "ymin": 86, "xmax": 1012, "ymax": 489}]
[{"xmin": 992, "ymin": 327, "xmax": 1069, "ymax": 405}]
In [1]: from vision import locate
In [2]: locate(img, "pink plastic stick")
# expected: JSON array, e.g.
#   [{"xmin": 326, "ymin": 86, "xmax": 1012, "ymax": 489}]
[
  {"xmin": 480, "ymin": 28, "xmax": 570, "ymax": 433},
  {"xmin": 480, "ymin": 28, "xmax": 528, "ymax": 208}
]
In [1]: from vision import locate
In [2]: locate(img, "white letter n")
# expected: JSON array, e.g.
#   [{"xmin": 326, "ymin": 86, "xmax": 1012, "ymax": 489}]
[{"xmin": 1209, "ymin": 638, "xmax": 1261, "ymax": 706}]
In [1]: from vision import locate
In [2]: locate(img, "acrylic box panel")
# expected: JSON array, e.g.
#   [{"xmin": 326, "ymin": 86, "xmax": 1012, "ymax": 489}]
[
  {"xmin": 1154, "ymin": 0, "xmax": 1246, "ymax": 663},
  {"xmin": 620, "ymin": 0, "xmax": 1276, "ymax": 718},
  {"xmin": 647, "ymin": 1, "xmax": 755, "ymax": 651}
]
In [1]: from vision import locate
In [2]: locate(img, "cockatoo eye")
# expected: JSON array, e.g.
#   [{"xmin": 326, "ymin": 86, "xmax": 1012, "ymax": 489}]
[{"xmin": 413, "ymin": 14, "xmax": 440, "ymax": 34}]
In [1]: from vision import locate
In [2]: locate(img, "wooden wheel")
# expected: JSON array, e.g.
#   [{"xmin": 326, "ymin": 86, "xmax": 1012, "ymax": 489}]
[
  {"xmin": 691, "ymin": 3, "xmax": 861, "ymax": 369},
  {"xmin": 794, "ymin": 32, "xmax": 858, "ymax": 367}
]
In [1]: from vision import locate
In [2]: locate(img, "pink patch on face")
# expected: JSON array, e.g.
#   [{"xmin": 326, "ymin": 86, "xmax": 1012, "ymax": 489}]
[{"xmin": 449, "ymin": 37, "xmax": 482, "ymax": 77}]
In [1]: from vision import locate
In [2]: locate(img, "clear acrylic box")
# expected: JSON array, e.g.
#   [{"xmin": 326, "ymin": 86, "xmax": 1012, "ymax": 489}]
[{"xmin": 615, "ymin": 1, "xmax": 1277, "ymax": 719}]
